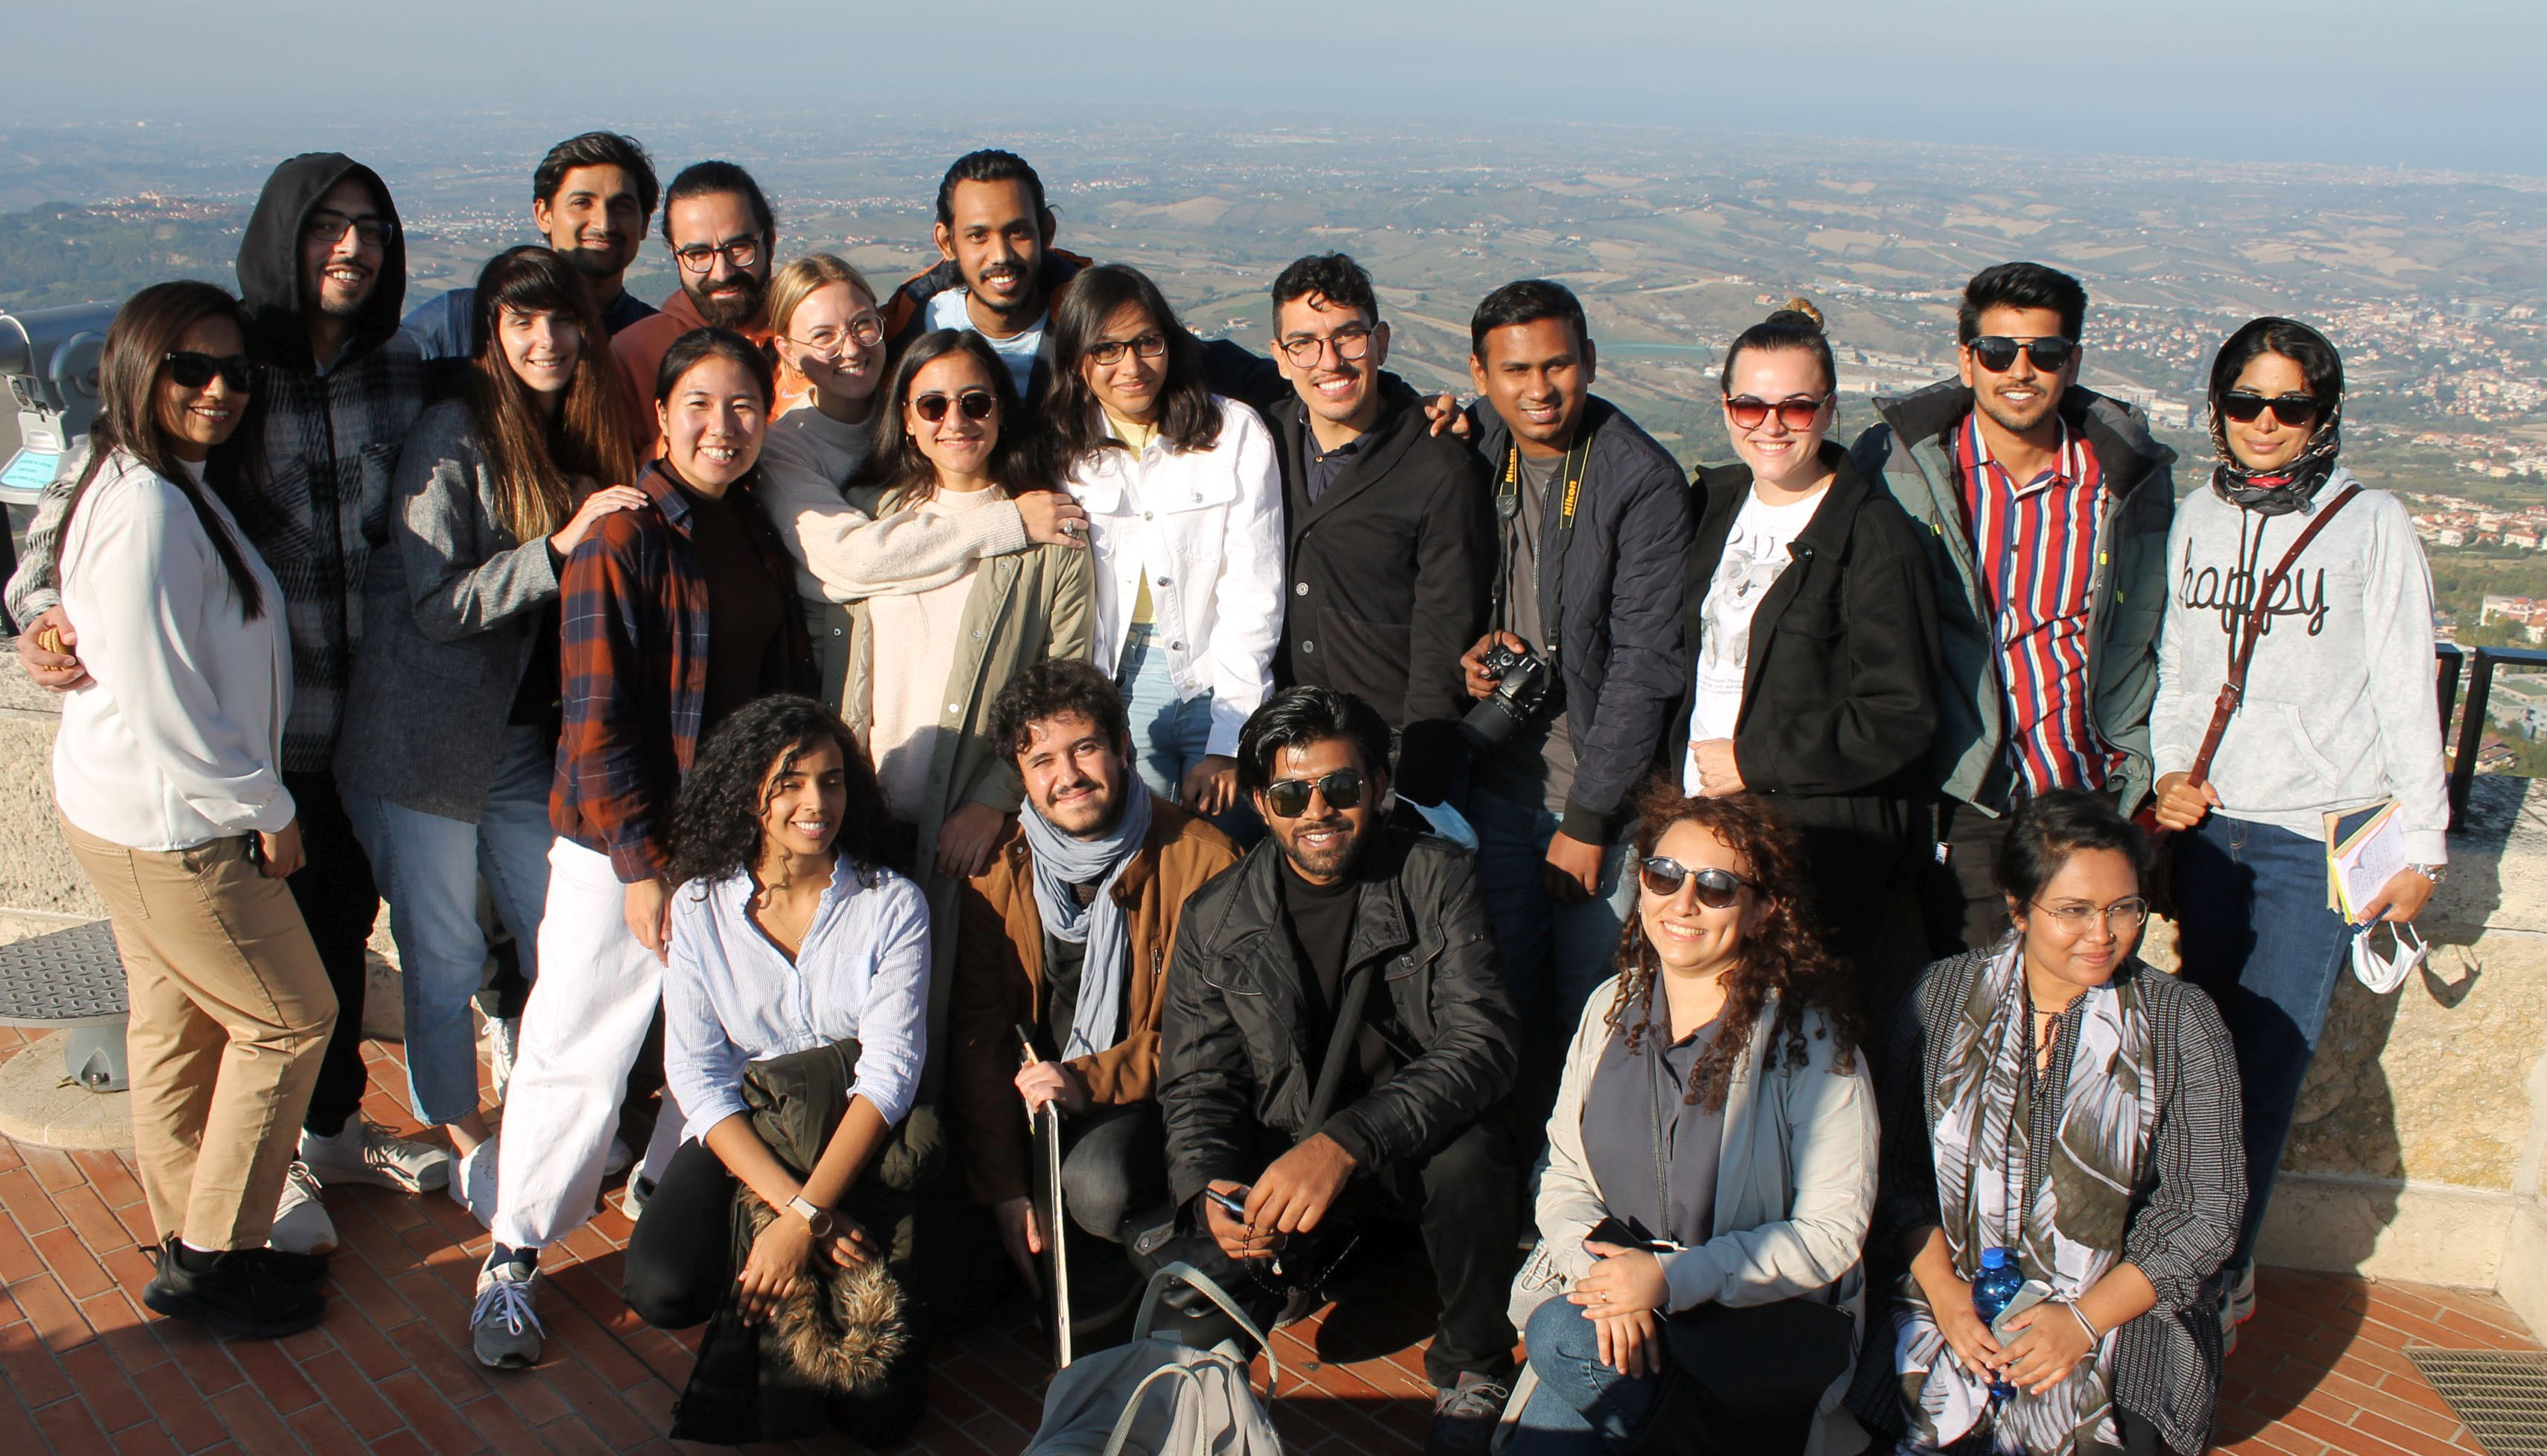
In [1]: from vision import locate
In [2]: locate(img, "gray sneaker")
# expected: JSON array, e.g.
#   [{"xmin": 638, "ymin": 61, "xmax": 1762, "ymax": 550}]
[
  {"xmin": 300, "ymin": 1119, "xmax": 453, "ymax": 1194},
  {"xmin": 267, "ymin": 1161, "xmax": 339, "ymax": 1256},
  {"xmin": 1427, "ymin": 1373, "xmax": 1511, "ymax": 1456},
  {"xmin": 470, "ymin": 1247, "xmax": 543, "ymax": 1369}
]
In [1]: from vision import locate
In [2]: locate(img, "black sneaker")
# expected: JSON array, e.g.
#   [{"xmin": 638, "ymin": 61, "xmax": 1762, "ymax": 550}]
[
  {"xmin": 143, "ymin": 1238, "xmax": 325, "ymax": 1338},
  {"xmin": 248, "ymin": 1246, "xmax": 330, "ymax": 1286},
  {"xmin": 1426, "ymin": 1372, "xmax": 1511, "ymax": 1456}
]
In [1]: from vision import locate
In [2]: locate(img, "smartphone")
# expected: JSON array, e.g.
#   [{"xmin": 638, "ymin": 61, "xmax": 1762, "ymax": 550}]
[
  {"xmin": 1990, "ymin": 1279, "xmax": 2058, "ymax": 1343},
  {"xmin": 1203, "ymin": 1186, "xmax": 1250, "ymax": 1219},
  {"xmin": 1585, "ymin": 1215, "xmax": 1685, "ymax": 1256}
]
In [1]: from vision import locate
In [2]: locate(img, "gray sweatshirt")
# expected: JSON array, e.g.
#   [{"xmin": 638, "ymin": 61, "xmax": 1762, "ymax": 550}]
[{"xmin": 2151, "ymin": 469, "xmax": 2449, "ymax": 861}]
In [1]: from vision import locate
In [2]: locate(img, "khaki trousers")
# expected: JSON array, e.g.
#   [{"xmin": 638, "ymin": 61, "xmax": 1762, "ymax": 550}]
[{"xmin": 61, "ymin": 817, "xmax": 337, "ymax": 1250}]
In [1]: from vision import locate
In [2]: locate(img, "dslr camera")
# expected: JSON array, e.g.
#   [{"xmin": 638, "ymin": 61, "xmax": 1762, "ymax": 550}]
[{"xmin": 1461, "ymin": 637, "xmax": 1558, "ymax": 750}]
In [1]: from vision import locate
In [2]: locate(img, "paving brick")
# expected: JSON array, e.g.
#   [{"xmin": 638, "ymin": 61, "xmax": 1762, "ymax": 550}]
[
  {"xmin": 30, "ymin": 1396, "xmax": 118, "ymax": 1456},
  {"xmin": 55, "ymin": 1339, "xmax": 148, "ymax": 1431},
  {"xmin": 375, "ymin": 1370, "xmax": 492, "ymax": 1454},
  {"xmin": 298, "ymin": 1348, "xmax": 405, "ymax": 1442},
  {"xmin": 221, "ymin": 1337, "xmax": 320, "ymax": 1414},
  {"xmin": 13, "ymin": 1266, "xmax": 95, "ymax": 1348},
  {"xmin": 203, "ymin": 1384, "xmax": 309, "ymax": 1456},
  {"xmin": 34, "ymin": 1224, "xmax": 116, "ymax": 1299},
  {"xmin": 126, "ymin": 1356, "xmax": 231, "ymax": 1453}
]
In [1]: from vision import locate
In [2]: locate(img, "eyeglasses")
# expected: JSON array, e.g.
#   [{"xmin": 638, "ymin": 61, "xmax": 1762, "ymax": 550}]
[
  {"xmin": 303, "ymin": 208, "xmax": 396, "ymax": 250},
  {"xmin": 2217, "ymin": 390, "xmax": 2323, "ymax": 428},
  {"xmin": 164, "ymin": 351, "xmax": 255, "ymax": 392},
  {"xmin": 911, "ymin": 389, "xmax": 997, "ymax": 423},
  {"xmin": 1086, "ymin": 333, "xmax": 1169, "ymax": 367},
  {"xmin": 2030, "ymin": 897, "xmax": 2149, "ymax": 935},
  {"xmin": 673, "ymin": 236, "xmax": 765, "ymax": 273},
  {"xmin": 1637, "ymin": 856, "xmax": 1755, "ymax": 908},
  {"xmin": 1276, "ymin": 326, "xmax": 1375, "ymax": 368},
  {"xmin": 1724, "ymin": 393, "xmax": 1829, "ymax": 432},
  {"xmin": 1967, "ymin": 335, "xmax": 2076, "ymax": 374},
  {"xmin": 1263, "ymin": 768, "xmax": 1364, "ymax": 819},
  {"xmin": 783, "ymin": 315, "xmax": 886, "ymax": 356}
]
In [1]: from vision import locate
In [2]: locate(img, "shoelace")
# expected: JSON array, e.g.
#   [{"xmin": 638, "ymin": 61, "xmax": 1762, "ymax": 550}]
[{"xmin": 471, "ymin": 1270, "xmax": 543, "ymax": 1336}]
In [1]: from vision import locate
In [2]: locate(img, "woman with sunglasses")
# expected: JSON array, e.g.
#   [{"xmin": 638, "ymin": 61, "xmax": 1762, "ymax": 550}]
[
  {"xmin": 760, "ymin": 255, "xmax": 1089, "ymax": 708},
  {"xmin": 1507, "ymin": 785, "xmax": 1875, "ymax": 1456},
  {"xmin": 51, "ymin": 281, "xmax": 336, "ymax": 1337},
  {"xmin": 2148, "ymin": 317, "xmax": 2444, "ymax": 1349},
  {"xmin": 1851, "ymin": 790, "xmax": 2244, "ymax": 1456},
  {"xmin": 1671, "ymin": 300, "xmax": 1937, "ymax": 1018},
  {"xmin": 1047, "ymin": 263, "xmax": 1282, "ymax": 832},
  {"xmin": 840, "ymin": 328, "xmax": 1089, "ymax": 1069}
]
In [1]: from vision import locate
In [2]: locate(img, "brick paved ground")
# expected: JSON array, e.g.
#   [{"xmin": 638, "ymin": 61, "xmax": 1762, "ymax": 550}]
[{"xmin": 0, "ymin": 1022, "xmax": 2534, "ymax": 1455}]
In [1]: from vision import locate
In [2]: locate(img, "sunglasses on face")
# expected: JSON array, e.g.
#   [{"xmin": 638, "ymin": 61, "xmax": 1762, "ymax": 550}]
[
  {"xmin": 911, "ymin": 389, "xmax": 996, "ymax": 423},
  {"xmin": 1638, "ymin": 855, "xmax": 1755, "ymax": 908},
  {"xmin": 165, "ymin": 352, "xmax": 255, "ymax": 392},
  {"xmin": 1086, "ymin": 333, "xmax": 1169, "ymax": 367},
  {"xmin": 2217, "ymin": 390, "xmax": 2323, "ymax": 428},
  {"xmin": 1967, "ymin": 335, "xmax": 2076, "ymax": 374},
  {"xmin": 1724, "ymin": 393, "xmax": 1828, "ymax": 432},
  {"xmin": 1262, "ymin": 768, "xmax": 1364, "ymax": 819}
]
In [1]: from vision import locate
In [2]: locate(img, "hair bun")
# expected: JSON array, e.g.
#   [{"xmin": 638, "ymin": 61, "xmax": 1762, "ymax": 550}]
[{"xmin": 1771, "ymin": 296, "xmax": 1825, "ymax": 332}]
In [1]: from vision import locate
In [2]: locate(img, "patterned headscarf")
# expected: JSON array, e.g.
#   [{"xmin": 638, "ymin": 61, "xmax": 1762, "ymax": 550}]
[{"xmin": 2208, "ymin": 319, "xmax": 2344, "ymax": 518}]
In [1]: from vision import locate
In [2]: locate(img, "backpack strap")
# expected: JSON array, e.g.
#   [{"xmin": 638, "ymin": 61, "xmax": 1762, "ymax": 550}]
[
  {"xmin": 1098, "ymin": 1364, "xmax": 1210, "ymax": 1456},
  {"xmin": 2185, "ymin": 483, "xmax": 2361, "ymax": 788},
  {"xmin": 1131, "ymin": 1261, "xmax": 1281, "ymax": 1393}
]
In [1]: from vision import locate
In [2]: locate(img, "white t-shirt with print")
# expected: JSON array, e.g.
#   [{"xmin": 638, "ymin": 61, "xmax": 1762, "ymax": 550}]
[{"xmin": 1682, "ymin": 486, "xmax": 1827, "ymax": 791}]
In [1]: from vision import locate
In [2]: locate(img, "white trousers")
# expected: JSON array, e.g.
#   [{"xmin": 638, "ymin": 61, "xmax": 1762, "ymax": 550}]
[{"xmin": 490, "ymin": 838, "xmax": 683, "ymax": 1251}]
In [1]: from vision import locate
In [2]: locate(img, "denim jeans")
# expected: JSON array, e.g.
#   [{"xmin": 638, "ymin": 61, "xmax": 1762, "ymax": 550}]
[
  {"xmin": 2172, "ymin": 812, "xmax": 2355, "ymax": 1271},
  {"xmin": 1467, "ymin": 786, "xmax": 1637, "ymax": 1034},
  {"xmin": 1511, "ymin": 1295, "xmax": 1662, "ymax": 1454},
  {"xmin": 343, "ymin": 725, "xmax": 556, "ymax": 1127},
  {"xmin": 1115, "ymin": 621, "xmax": 1261, "ymax": 845}
]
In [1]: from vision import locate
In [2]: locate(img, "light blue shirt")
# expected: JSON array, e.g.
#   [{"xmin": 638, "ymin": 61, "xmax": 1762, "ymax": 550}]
[
  {"xmin": 925, "ymin": 288, "xmax": 1043, "ymax": 399},
  {"xmin": 663, "ymin": 856, "xmax": 931, "ymax": 1141}
]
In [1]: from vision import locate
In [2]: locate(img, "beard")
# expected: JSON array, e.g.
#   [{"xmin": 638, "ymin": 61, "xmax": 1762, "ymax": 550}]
[
  {"xmin": 967, "ymin": 262, "xmax": 1040, "ymax": 318},
  {"xmin": 1036, "ymin": 777, "xmax": 1121, "ymax": 838},
  {"xmin": 1277, "ymin": 813, "xmax": 1364, "ymax": 882},
  {"xmin": 689, "ymin": 270, "xmax": 767, "ymax": 330}
]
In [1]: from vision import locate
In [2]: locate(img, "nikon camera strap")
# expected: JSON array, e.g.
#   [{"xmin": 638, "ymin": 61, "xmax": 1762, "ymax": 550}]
[{"xmin": 1493, "ymin": 422, "xmax": 1596, "ymax": 667}]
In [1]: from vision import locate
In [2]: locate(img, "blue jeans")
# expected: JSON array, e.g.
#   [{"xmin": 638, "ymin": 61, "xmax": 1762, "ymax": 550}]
[
  {"xmin": 1116, "ymin": 622, "xmax": 1261, "ymax": 845},
  {"xmin": 1468, "ymin": 787, "xmax": 1637, "ymax": 1033},
  {"xmin": 344, "ymin": 726, "xmax": 556, "ymax": 1127},
  {"xmin": 2173, "ymin": 812, "xmax": 2354, "ymax": 1271},
  {"xmin": 1512, "ymin": 1295, "xmax": 1662, "ymax": 1454}
]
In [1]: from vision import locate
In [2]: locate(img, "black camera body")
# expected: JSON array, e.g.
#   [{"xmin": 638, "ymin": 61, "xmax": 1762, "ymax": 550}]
[{"xmin": 1461, "ymin": 638, "xmax": 1558, "ymax": 750}]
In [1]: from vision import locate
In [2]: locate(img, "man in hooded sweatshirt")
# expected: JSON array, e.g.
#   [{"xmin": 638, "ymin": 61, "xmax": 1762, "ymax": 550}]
[{"xmin": 10, "ymin": 153, "xmax": 448, "ymax": 1248}]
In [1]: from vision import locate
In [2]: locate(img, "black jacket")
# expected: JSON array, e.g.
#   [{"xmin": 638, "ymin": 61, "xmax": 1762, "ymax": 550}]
[
  {"xmin": 1269, "ymin": 389, "xmax": 1495, "ymax": 803},
  {"xmin": 1468, "ymin": 397, "xmax": 1695, "ymax": 843},
  {"xmin": 1157, "ymin": 829, "xmax": 1519, "ymax": 1208}
]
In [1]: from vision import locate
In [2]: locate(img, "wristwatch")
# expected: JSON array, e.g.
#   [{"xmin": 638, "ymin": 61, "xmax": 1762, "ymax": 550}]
[
  {"xmin": 785, "ymin": 1194, "xmax": 835, "ymax": 1240},
  {"xmin": 2406, "ymin": 863, "xmax": 2447, "ymax": 886}
]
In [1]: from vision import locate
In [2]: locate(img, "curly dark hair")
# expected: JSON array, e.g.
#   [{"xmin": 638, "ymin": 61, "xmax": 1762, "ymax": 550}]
[
  {"xmin": 990, "ymin": 659, "xmax": 1130, "ymax": 764},
  {"xmin": 1605, "ymin": 781, "xmax": 1864, "ymax": 1111},
  {"xmin": 667, "ymin": 694, "xmax": 892, "ymax": 890}
]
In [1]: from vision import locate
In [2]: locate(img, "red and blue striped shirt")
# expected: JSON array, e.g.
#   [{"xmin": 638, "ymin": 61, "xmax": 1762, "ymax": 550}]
[{"xmin": 1955, "ymin": 411, "xmax": 2122, "ymax": 797}]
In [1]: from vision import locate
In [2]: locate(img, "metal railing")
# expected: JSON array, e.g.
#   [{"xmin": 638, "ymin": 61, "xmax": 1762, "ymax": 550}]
[{"xmin": 2436, "ymin": 642, "xmax": 2547, "ymax": 826}]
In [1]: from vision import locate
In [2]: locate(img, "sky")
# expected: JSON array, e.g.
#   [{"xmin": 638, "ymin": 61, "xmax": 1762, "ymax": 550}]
[{"xmin": 13, "ymin": 0, "xmax": 2546, "ymax": 177}]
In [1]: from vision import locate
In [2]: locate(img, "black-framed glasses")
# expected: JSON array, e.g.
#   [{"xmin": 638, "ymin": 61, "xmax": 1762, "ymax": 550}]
[
  {"xmin": 783, "ymin": 314, "xmax": 886, "ymax": 356},
  {"xmin": 911, "ymin": 389, "xmax": 996, "ymax": 423},
  {"xmin": 2218, "ymin": 390, "xmax": 2323, "ymax": 428},
  {"xmin": 164, "ymin": 352, "xmax": 255, "ymax": 392},
  {"xmin": 1967, "ymin": 335, "xmax": 2076, "ymax": 374},
  {"xmin": 673, "ymin": 235, "xmax": 765, "ymax": 273},
  {"xmin": 1276, "ymin": 326, "xmax": 1374, "ymax": 368},
  {"xmin": 1724, "ymin": 393, "xmax": 1829, "ymax": 431},
  {"xmin": 1263, "ymin": 768, "xmax": 1364, "ymax": 819},
  {"xmin": 1637, "ymin": 857, "xmax": 1755, "ymax": 908},
  {"xmin": 1086, "ymin": 333, "xmax": 1169, "ymax": 367},
  {"xmin": 2030, "ymin": 896, "xmax": 2149, "ymax": 935},
  {"xmin": 303, "ymin": 208, "xmax": 396, "ymax": 250}
]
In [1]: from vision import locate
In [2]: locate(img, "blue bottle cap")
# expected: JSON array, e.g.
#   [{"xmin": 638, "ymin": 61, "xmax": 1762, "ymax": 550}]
[{"xmin": 1980, "ymin": 1247, "xmax": 2009, "ymax": 1269}]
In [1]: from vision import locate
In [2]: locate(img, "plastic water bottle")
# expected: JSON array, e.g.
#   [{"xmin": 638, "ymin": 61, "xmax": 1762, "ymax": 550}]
[{"xmin": 1972, "ymin": 1247, "xmax": 2024, "ymax": 1401}]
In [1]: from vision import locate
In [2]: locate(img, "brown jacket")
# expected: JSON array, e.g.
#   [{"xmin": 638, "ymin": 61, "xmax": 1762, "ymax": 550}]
[{"xmin": 950, "ymin": 794, "xmax": 1238, "ymax": 1207}]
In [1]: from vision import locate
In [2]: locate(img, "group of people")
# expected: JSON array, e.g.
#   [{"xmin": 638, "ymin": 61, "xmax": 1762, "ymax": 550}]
[{"xmin": 9, "ymin": 128, "xmax": 2448, "ymax": 1456}]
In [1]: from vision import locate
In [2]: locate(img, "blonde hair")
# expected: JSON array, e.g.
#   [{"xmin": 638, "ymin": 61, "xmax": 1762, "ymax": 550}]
[{"xmin": 768, "ymin": 253, "xmax": 879, "ymax": 340}]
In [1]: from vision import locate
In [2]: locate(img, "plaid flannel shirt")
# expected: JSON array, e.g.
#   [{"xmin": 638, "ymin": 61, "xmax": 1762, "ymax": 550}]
[{"xmin": 551, "ymin": 463, "xmax": 814, "ymax": 882}]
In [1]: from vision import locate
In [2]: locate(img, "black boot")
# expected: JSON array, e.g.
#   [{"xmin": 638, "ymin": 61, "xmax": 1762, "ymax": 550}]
[{"xmin": 145, "ymin": 1236, "xmax": 326, "ymax": 1338}]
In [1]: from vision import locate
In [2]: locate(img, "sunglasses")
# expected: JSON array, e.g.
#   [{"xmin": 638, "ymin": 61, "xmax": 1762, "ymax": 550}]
[
  {"xmin": 165, "ymin": 352, "xmax": 255, "ymax": 392},
  {"xmin": 1262, "ymin": 768, "xmax": 1364, "ymax": 820},
  {"xmin": 1724, "ymin": 393, "xmax": 1829, "ymax": 432},
  {"xmin": 1967, "ymin": 335, "xmax": 2076, "ymax": 374},
  {"xmin": 2217, "ymin": 390, "xmax": 2323, "ymax": 428},
  {"xmin": 911, "ymin": 389, "xmax": 996, "ymax": 423},
  {"xmin": 1637, "ymin": 855, "xmax": 1755, "ymax": 908}
]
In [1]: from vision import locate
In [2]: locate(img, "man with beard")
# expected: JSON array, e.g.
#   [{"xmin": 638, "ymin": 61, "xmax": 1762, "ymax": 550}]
[
  {"xmin": 881, "ymin": 150, "xmax": 1089, "ymax": 405},
  {"xmin": 610, "ymin": 159, "xmax": 776, "ymax": 457},
  {"xmin": 1158, "ymin": 686, "xmax": 1522, "ymax": 1456},
  {"xmin": 402, "ymin": 131, "xmax": 660, "ymax": 364},
  {"xmin": 11, "ymin": 156, "xmax": 445, "ymax": 1249},
  {"xmin": 1848, "ymin": 262, "xmax": 2177, "ymax": 951},
  {"xmin": 949, "ymin": 660, "xmax": 1238, "ymax": 1311}
]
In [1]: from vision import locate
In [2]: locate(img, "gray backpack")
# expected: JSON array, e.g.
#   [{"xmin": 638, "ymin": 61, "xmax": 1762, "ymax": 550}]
[{"xmin": 1020, "ymin": 1262, "xmax": 1284, "ymax": 1456}]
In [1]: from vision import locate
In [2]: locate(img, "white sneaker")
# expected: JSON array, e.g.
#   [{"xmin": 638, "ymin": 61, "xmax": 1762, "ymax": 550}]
[
  {"xmin": 484, "ymin": 1016, "xmax": 521, "ymax": 1107},
  {"xmin": 618, "ymin": 1174, "xmax": 655, "ymax": 1221},
  {"xmin": 450, "ymin": 1137, "xmax": 499, "ymax": 1229},
  {"xmin": 268, "ymin": 1161, "xmax": 339, "ymax": 1256},
  {"xmin": 469, "ymin": 1247, "xmax": 543, "ymax": 1370},
  {"xmin": 300, "ymin": 1119, "xmax": 454, "ymax": 1194}
]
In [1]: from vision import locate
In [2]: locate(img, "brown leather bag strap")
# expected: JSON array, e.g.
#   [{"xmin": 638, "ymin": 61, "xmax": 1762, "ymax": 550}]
[{"xmin": 2185, "ymin": 483, "xmax": 2361, "ymax": 788}]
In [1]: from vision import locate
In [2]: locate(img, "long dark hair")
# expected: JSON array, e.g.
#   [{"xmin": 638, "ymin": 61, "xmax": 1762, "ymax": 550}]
[
  {"xmin": 56, "ymin": 281, "xmax": 266, "ymax": 619},
  {"xmin": 1605, "ymin": 782, "xmax": 1862, "ymax": 1110},
  {"xmin": 668, "ymin": 694, "xmax": 893, "ymax": 890},
  {"xmin": 466, "ymin": 247, "xmax": 637, "ymax": 545},
  {"xmin": 856, "ymin": 327, "xmax": 1054, "ymax": 504},
  {"xmin": 1048, "ymin": 263, "xmax": 1222, "ymax": 464}
]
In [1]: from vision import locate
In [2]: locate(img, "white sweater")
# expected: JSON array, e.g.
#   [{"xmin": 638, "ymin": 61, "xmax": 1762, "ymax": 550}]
[
  {"xmin": 758, "ymin": 402, "xmax": 1029, "ymax": 603},
  {"xmin": 53, "ymin": 452, "xmax": 294, "ymax": 850}
]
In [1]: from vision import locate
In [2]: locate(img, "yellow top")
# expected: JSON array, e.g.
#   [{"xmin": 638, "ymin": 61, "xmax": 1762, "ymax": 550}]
[{"xmin": 1108, "ymin": 411, "xmax": 1160, "ymax": 624}]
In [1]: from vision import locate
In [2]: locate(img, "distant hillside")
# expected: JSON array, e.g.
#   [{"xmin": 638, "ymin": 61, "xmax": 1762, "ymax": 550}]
[{"xmin": 0, "ymin": 199, "xmax": 240, "ymax": 311}]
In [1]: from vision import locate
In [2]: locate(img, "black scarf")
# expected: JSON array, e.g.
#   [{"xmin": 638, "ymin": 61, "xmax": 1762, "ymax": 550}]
[{"xmin": 2209, "ymin": 393, "xmax": 2341, "ymax": 517}]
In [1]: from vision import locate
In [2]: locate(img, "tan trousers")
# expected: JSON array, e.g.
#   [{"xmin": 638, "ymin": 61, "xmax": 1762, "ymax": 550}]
[{"xmin": 61, "ymin": 817, "xmax": 337, "ymax": 1250}]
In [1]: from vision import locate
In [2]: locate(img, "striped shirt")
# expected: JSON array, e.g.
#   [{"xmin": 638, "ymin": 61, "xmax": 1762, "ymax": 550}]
[{"xmin": 1955, "ymin": 412, "xmax": 2121, "ymax": 795}]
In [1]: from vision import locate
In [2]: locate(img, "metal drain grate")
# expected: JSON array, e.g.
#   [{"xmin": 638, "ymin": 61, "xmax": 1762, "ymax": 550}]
[{"xmin": 2408, "ymin": 1348, "xmax": 2547, "ymax": 1455}]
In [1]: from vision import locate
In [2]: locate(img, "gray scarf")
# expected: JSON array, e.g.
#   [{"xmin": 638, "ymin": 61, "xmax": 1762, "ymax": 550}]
[{"xmin": 1021, "ymin": 787, "xmax": 1154, "ymax": 1060}]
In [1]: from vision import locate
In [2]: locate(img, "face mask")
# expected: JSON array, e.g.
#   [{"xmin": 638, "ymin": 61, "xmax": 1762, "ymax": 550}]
[{"xmin": 2350, "ymin": 920, "xmax": 2426, "ymax": 995}]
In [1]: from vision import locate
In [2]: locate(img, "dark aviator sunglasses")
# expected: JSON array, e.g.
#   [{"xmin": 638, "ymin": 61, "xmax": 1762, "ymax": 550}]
[
  {"xmin": 1967, "ymin": 335, "xmax": 2076, "ymax": 374},
  {"xmin": 1262, "ymin": 768, "xmax": 1364, "ymax": 820},
  {"xmin": 912, "ymin": 389, "xmax": 996, "ymax": 423},
  {"xmin": 165, "ymin": 352, "xmax": 255, "ymax": 392},
  {"xmin": 1638, "ymin": 855, "xmax": 1756, "ymax": 908}
]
